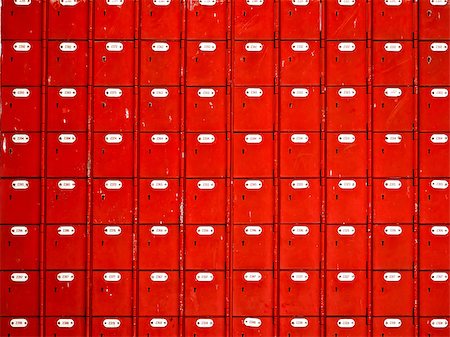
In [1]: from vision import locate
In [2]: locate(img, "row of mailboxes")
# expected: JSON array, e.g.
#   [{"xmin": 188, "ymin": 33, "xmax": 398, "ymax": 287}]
[
  {"xmin": 3, "ymin": 40, "xmax": 450, "ymax": 86},
  {"xmin": 0, "ymin": 178, "xmax": 448, "ymax": 224},
  {"xmin": 2, "ymin": 131, "xmax": 449, "ymax": 178},
  {"xmin": 4, "ymin": 0, "xmax": 450, "ymax": 40},
  {"xmin": 2, "ymin": 270, "xmax": 449, "ymax": 317},
  {"xmin": 2, "ymin": 223, "xmax": 449, "ymax": 272},
  {"xmin": 3, "ymin": 85, "xmax": 450, "ymax": 134},
  {"xmin": 2, "ymin": 317, "xmax": 450, "ymax": 337}
]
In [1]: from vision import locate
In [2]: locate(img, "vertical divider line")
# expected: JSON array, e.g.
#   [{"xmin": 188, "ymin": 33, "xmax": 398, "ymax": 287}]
[
  {"xmin": 226, "ymin": 0, "xmax": 233, "ymax": 335},
  {"xmin": 180, "ymin": 1, "xmax": 187, "ymax": 335},
  {"xmin": 320, "ymin": 1, "xmax": 327, "ymax": 336},
  {"xmin": 132, "ymin": 0, "xmax": 140, "ymax": 335},
  {"xmin": 367, "ymin": 1, "xmax": 373, "ymax": 336},
  {"xmin": 40, "ymin": 0, "xmax": 48, "ymax": 335},
  {"xmin": 273, "ymin": 0, "xmax": 280, "ymax": 335},
  {"xmin": 87, "ymin": 0, "xmax": 94, "ymax": 334}
]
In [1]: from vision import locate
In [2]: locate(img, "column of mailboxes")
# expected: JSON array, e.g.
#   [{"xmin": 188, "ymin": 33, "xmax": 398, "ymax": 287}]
[
  {"xmin": 278, "ymin": 0, "xmax": 322, "ymax": 336},
  {"xmin": 0, "ymin": 0, "xmax": 43, "ymax": 335},
  {"xmin": 325, "ymin": 1, "xmax": 369, "ymax": 335},
  {"xmin": 231, "ymin": 1, "xmax": 275, "ymax": 335},
  {"xmin": 418, "ymin": 2, "xmax": 450, "ymax": 336}
]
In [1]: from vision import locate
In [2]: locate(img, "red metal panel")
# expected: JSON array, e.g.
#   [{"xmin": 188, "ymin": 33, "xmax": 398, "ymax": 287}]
[
  {"xmin": 326, "ymin": 133, "xmax": 368, "ymax": 177},
  {"xmin": 47, "ymin": 87, "xmax": 88, "ymax": 132},
  {"xmin": 46, "ymin": 132, "xmax": 87, "ymax": 177},
  {"xmin": 141, "ymin": 0, "xmax": 182, "ymax": 39},
  {"xmin": 91, "ymin": 318, "xmax": 133, "ymax": 337},
  {"xmin": 94, "ymin": 0, "xmax": 134, "ymax": 39},
  {"xmin": 233, "ymin": 133, "xmax": 274, "ymax": 177},
  {"xmin": 1, "ymin": 41, "xmax": 42, "ymax": 86},
  {"xmin": 233, "ymin": 179, "xmax": 274, "ymax": 224},
  {"xmin": 327, "ymin": 87, "xmax": 368, "ymax": 132},
  {"xmin": 186, "ymin": 133, "xmax": 227, "ymax": 177},
  {"xmin": 279, "ymin": 317, "xmax": 321, "ymax": 337},
  {"xmin": 93, "ymin": 87, "xmax": 134, "ymax": 132},
  {"xmin": 0, "ymin": 179, "xmax": 40, "ymax": 224},
  {"xmin": 419, "ymin": 271, "xmax": 450, "ymax": 316},
  {"xmin": 93, "ymin": 41, "xmax": 134, "ymax": 86},
  {"xmin": 139, "ymin": 179, "xmax": 180, "ymax": 224},
  {"xmin": 45, "ymin": 271, "xmax": 86, "ymax": 316},
  {"xmin": 92, "ymin": 225, "xmax": 133, "ymax": 269},
  {"xmin": 140, "ymin": 87, "xmax": 181, "ymax": 132},
  {"xmin": 186, "ymin": 0, "xmax": 227, "ymax": 39},
  {"xmin": 326, "ymin": 225, "xmax": 367, "ymax": 270},
  {"xmin": 232, "ymin": 317, "xmax": 273, "ymax": 337},
  {"xmin": 186, "ymin": 41, "xmax": 227, "ymax": 86},
  {"xmin": 185, "ymin": 225, "xmax": 226, "ymax": 269},
  {"xmin": 232, "ymin": 224, "xmax": 273, "ymax": 269},
  {"xmin": 419, "ymin": 179, "xmax": 450, "ymax": 223},
  {"xmin": 326, "ymin": 271, "xmax": 367, "ymax": 316},
  {"xmin": 44, "ymin": 318, "xmax": 86, "ymax": 337},
  {"xmin": 419, "ymin": 41, "xmax": 450, "ymax": 86},
  {"xmin": 419, "ymin": 87, "xmax": 450, "ymax": 132},
  {"xmin": 137, "ymin": 317, "xmax": 178, "ymax": 337},
  {"xmin": 46, "ymin": 178, "xmax": 87, "ymax": 223},
  {"xmin": 138, "ymin": 271, "xmax": 179, "ymax": 316},
  {"xmin": 47, "ymin": 0, "xmax": 88, "ymax": 39},
  {"xmin": 0, "ymin": 271, "xmax": 39, "ymax": 316},
  {"xmin": 186, "ymin": 87, "xmax": 227, "ymax": 132},
  {"xmin": 325, "ymin": 318, "xmax": 368, "ymax": 337},
  {"xmin": 93, "ymin": 132, "xmax": 133, "ymax": 177},
  {"xmin": 92, "ymin": 179, "xmax": 133, "ymax": 224},
  {"xmin": 372, "ymin": 318, "xmax": 415, "ymax": 337},
  {"xmin": 185, "ymin": 271, "xmax": 226, "ymax": 316},
  {"xmin": 232, "ymin": 271, "xmax": 273, "ymax": 316},
  {"xmin": 326, "ymin": 41, "xmax": 367, "ymax": 86},
  {"xmin": 326, "ymin": 0, "xmax": 367, "ymax": 40},
  {"xmin": 280, "ymin": 41, "xmax": 321, "ymax": 85},
  {"xmin": 373, "ymin": 0, "xmax": 414, "ymax": 40},
  {"xmin": 279, "ymin": 132, "xmax": 320, "ymax": 177},
  {"xmin": 419, "ymin": 318, "xmax": 450, "ymax": 337},
  {"xmin": 419, "ymin": 0, "xmax": 450, "ymax": 40},
  {"xmin": 2, "ymin": 0, "xmax": 42, "ymax": 39},
  {"xmin": 419, "ymin": 133, "xmax": 450, "ymax": 177},
  {"xmin": 233, "ymin": 0, "xmax": 274, "ymax": 39},
  {"xmin": 0, "ymin": 318, "xmax": 39, "ymax": 337},
  {"xmin": 0, "ymin": 225, "xmax": 39, "ymax": 270},
  {"xmin": 233, "ymin": 87, "xmax": 274, "ymax": 132},
  {"xmin": 185, "ymin": 317, "xmax": 226, "ymax": 337},
  {"xmin": 419, "ymin": 225, "xmax": 450, "ymax": 270},
  {"xmin": 233, "ymin": 41, "xmax": 275, "ymax": 85},
  {"xmin": 0, "ymin": 87, "xmax": 41, "ymax": 132},
  {"xmin": 0, "ymin": 132, "xmax": 40, "ymax": 177},
  {"xmin": 279, "ymin": 0, "xmax": 320, "ymax": 40}
]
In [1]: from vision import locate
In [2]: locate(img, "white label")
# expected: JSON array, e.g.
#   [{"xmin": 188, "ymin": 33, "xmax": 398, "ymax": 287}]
[
  {"xmin": 292, "ymin": 0, "xmax": 309, "ymax": 5},
  {"xmin": 245, "ymin": 134, "xmax": 262, "ymax": 143},
  {"xmin": 197, "ymin": 226, "xmax": 215, "ymax": 235},
  {"xmin": 196, "ymin": 272, "xmax": 214, "ymax": 282},
  {"xmin": 11, "ymin": 273, "xmax": 28, "ymax": 282},
  {"xmin": 153, "ymin": 0, "xmax": 171, "ymax": 5},
  {"xmin": 245, "ymin": 180, "xmax": 263, "ymax": 190},
  {"xmin": 57, "ymin": 319, "xmax": 75, "ymax": 328},
  {"xmin": 338, "ymin": 88, "xmax": 356, "ymax": 97},
  {"xmin": 12, "ymin": 180, "xmax": 29, "ymax": 190},
  {"xmin": 431, "ymin": 88, "xmax": 449, "ymax": 98},
  {"xmin": 199, "ymin": 42, "xmax": 216, "ymax": 52},
  {"xmin": 105, "ymin": 134, "xmax": 123, "ymax": 143},
  {"xmin": 384, "ymin": 226, "xmax": 402, "ymax": 235},
  {"xmin": 103, "ymin": 319, "xmax": 121, "ymax": 328},
  {"xmin": 11, "ymin": 226, "xmax": 28, "ymax": 236},
  {"xmin": 431, "ymin": 226, "xmax": 449, "ymax": 236},
  {"xmin": 431, "ymin": 319, "xmax": 449, "ymax": 328},
  {"xmin": 150, "ymin": 319, "xmax": 168, "ymax": 328},
  {"xmin": 245, "ymin": 88, "xmax": 263, "ymax": 97},
  {"xmin": 151, "ymin": 180, "xmax": 169, "ymax": 189},
  {"xmin": 244, "ymin": 318, "xmax": 262, "ymax": 327},
  {"xmin": 338, "ymin": 134, "xmax": 355, "ymax": 143},
  {"xmin": 196, "ymin": 319, "xmax": 214, "ymax": 328},
  {"xmin": 338, "ymin": 0, "xmax": 355, "ymax": 5},
  {"xmin": 385, "ymin": 0, "xmax": 402, "ymax": 5},
  {"xmin": 151, "ymin": 226, "xmax": 169, "ymax": 235},
  {"xmin": 384, "ymin": 319, "xmax": 402, "ymax": 328},
  {"xmin": 385, "ymin": 134, "xmax": 402, "ymax": 143},
  {"xmin": 384, "ymin": 272, "xmax": 401, "ymax": 282},
  {"xmin": 59, "ymin": 88, "xmax": 77, "ymax": 98},
  {"xmin": 384, "ymin": 180, "xmax": 402, "ymax": 190},
  {"xmin": 59, "ymin": 42, "xmax": 77, "ymax": 52},
  {"xmin": 430, "ymin": 134, "xmax": 448, "ymax": 144},
  {"xmin": 58, "ymin": 180, "xmax": 76, "ymax": 190},
  {"xmin": 337, "ymin": 319, "xmax": 356, "ymax": 328},
  {"xmin": 245, "ymin": 43, "xmax": 263, "ymax": 52},
  {"xmin": 104, "ymin": 272, "xmax": 121, "ymax": 282},
  {"xmin": 152, "ymin": 42, "xmax": 169, "ymax": 52},
  {"xmin": 10, "ymin": 319, "xmax": 28, "ymax": 328},
  {"xmin": 384, "ymin": 43, "xmax": 403, "ymax": 52},
  {"xmin": 245, "ymin": 226, "xmax": 262, "ymax": 235},
  {"xmin": 59, "ymin": 0, "xmax": 77, "ymax": 6},
  {"xmin": 197, "ymin": 180, "xmax": 215, "ymax": 190},
  {"xmin": 291, "ymin": 180, "xmax": 309, "ymax": 189},
  {"xmin": 339, "ymin": 180, "xmax": 356, "ymax": 189},
  {"xmin": 151, "ymin": 88, "xmax": 169, "ymax": 98},
  {"xmin": 291, "ymin": 42, "xmax": 309, "ymax": 52},
  {"xmin": 291, "ymin": 134, "xmax": 309, "ymax": 143},
  {"xmin": 431, "ymin": 180, "xmax": 449, "ymax": 189},
  {"xmin": 197, "ymin": 134, "xmax": 215, "ymax": 144},
  {"xmin": 338, "ymin": 42, "xmax": 356, "ymax": 52},
  {"xmin": 105, "ymin": 88, "xmax": 122, "ymax": 97},
  {"xmin": 107, "ymin": 0, "xmax": 124, "ymax": 4},
  {"xmin": 151, "ymin": 134, "xmax": 169, "ymax": 143},
  {"xmin": 338, "ymin": 272, "xmax": 355, "ymax": 282},
  {"xmin": 12, "ymin": 88, "xmax": 30, "ymax": 97},
  {"xmin": 244, "ymin": 272, "xmax": 262, "ymax": 281},
  {"xmin": 291, "ymin": 88, "xmax": 309, "ymax": 97},
  {"xmin": 291, "ymin": 226, "xmax": 310, "ymax": 235},
  {"xmin": 291, "ymin": 318, "xmax": 309, "ymax": 328},
  {"xmin": 384, "ymin": 88, "xmax": 402, "ymax": 97},
  {"xmin": 104, "ymin": 226, "xmax": 122, "ymax": 236},
  {"xmin": 431, "ymin": 42, "xmax": 448, "ymax": 52},
  {"xmin": 105, "ymin": 180, "xmax": 123, "ymax": 190},
  {"xmin": 246, "ymin": 0, "xmax": 264, "ymax": 5},
  {"xmin": 291, "ymin": 272, "xmax": 309, "ymax": 282},
  {"xmin": 431, "ymin": 272, "xmax": 448, "ymax": 282},
  {"xmin": 198, "ymin": 88, "xmax": 215, "ymax": 97},
  {"xmin": 151, "ymin": 272, "xmax": 169, "ymax": 282},
  {"xmin": 12, "ymin": 134, "xmax": 30, "ymax": 144},
  {"xmin": 58, "ymin": 226, "xmax": 75, "ymax": 236},
  {"xmin": 14, "ymin": 0, "xmax": 31, "ymax": 5},
  {"xmin": 13, "ymin": 42, "xmax": 31, "ymax": 52},
  {"xmin": 338, "ymin": 226, "xmax": 355, "ymax": 236},
  {"xmin": 199, "ymin": 0, "xmax": 216, "ymax": 5},
  {"xmin": 57, "ymin": 272, "xmax": 74, "ymax": 282},
  {"xmin": 58, "ymin": 134, "xmax": 76, "ymax": 143},
  {"xmin": 106, "ymin": 42, "xmax": 123, "ymax": 52}
]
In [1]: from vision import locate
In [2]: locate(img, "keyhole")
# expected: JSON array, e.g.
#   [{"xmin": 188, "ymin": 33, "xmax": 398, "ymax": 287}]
[
  {"xmin": 242, "ymin": 195, "xmax": 245, "ymax": 200},
  {"xmin": 9, "ymin": 148, "xmax": 13, "ymax": 155},
  {"xmin": 381, "ymin": 57, "xmax": 385, "ymax": 63},
  {"xmin": 381, "ymin": 11, "xmax": 384, "ymax": 16},
  {"xmin": 381, "ymin": 240, "xmax": 384, "ymax": 246},
  {"xmin": 288, "ymin": 10, "xmax": 292, "ymax": 16},
  {"xmin": 149, "ymin": 57, "xmax": 152, "ymax": 62},
  {"xmin": 243, "ymin": 11, "xmax": 246, "ymax": 16},
  {"xmin": 194, "ymin": 195, "xmax": 197, "ymax": 200},
  {"xmin": 427, "ymin": 10, "xmax": 432, "ymax": 17},
  {"xmin": 103, "ymin": 10, "xmax": 106, "ymax": 16},
  {"xmin": 288, "ymin": 194, "xmax": 292, "ymax": 201},
  {"xmin": 102, "ymin": 102, "xmax": 106, "ymax": 108},
  {"xmin": 241, "ymin": 240, "xmax": 245, "ymax": 246},
  {"xmin": 381, "ymin": 287, "xmax": 384, "ymax": 293},
  {"xmin": 148, "ymin": 194, "xmax": 151, "ymax": 200},
  {"xmin": 102, "ymin": 56, "xmax": 106, "ymax": 62},
  {"xmin": 289, "ymin": 103, "xmax": 293, "ymax": 108},
  {"xmin": 427, "ymin": 56, "xmax": 432, "ymax": 64},
  {"xmin": 101, "ymin": 194, "xmax": 106, "ymax": 200},
  {"xmin": 288, "ymin": 240, "xmax": 291, "ymax": 246},
  {"xmin": 195, "ymin": 11, "xmax": 199, "ymax": 16},
  {"xmin": 101, "ymin": 240, "xmax": 104, "ymax": 246}
]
